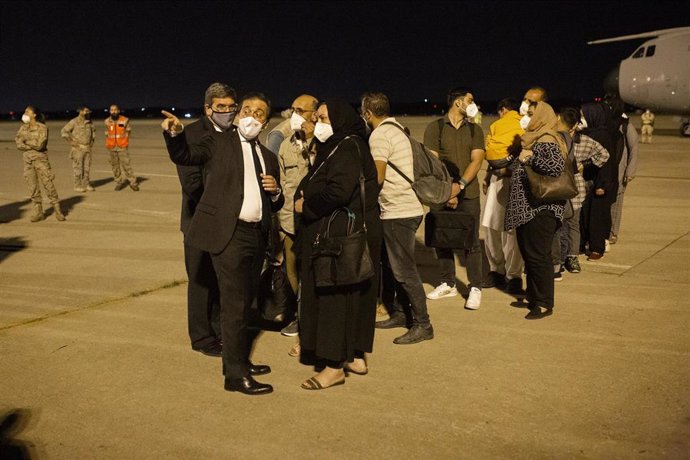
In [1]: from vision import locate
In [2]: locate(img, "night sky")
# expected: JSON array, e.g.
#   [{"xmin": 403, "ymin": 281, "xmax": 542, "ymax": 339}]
[{"xmin": 0, "ymin": 0, "xmax": 687, "ymax": 113}]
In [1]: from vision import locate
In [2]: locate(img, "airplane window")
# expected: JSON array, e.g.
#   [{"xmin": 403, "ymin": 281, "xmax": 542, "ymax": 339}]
[
  {"xmin": 632, "ymin": 47, "xmax": 645, "ymax": 58},
  {"xmin": 646, "ymin": 45, "xmax": 656, "ymax": 57}
]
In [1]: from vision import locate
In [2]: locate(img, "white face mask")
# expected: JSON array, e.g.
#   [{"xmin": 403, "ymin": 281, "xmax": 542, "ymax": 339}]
[
  {"xmin": 21, "ymin": 114, "xmax": 30, "ymax": 124},
  {"xmin": 313, "ymin": 122, "xmax": 334, "ymax": 143},
  {"xmin": 519, "ymin": 100, "xmax": 529, "ymax": 116},
  {"xmin": 577, "ymin": 117, "xmax": 588, "ymax": 131},
  {"xmin": 290, "ymin": 112, "xmax": 306, "ymax": 131},
  {"xmin": 238, "ymin": 116, "xmax": 263, "ymax": 140},
  {"xmin": 519, "ymin": 115, "xmax": 531, "ymax": 131},
  {"xmin": 465, "ymin": 103, "xmax": 479, "ymax": 118}
]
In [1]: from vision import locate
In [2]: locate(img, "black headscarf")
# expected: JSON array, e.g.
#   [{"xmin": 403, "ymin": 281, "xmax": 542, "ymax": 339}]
[
  {"xmin": 314, "ymin": 98, "xmax": 367, "ymax": 156},
  {"xmin": 581, "ymin": 102, "xmax": 617, "ymax": 194},
  {"xmin": 581, "ymin": 102, "xmax": 613, "ymax": 153}
]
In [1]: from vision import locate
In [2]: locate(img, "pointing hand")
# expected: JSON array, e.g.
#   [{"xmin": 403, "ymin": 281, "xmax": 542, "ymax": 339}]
[{"xmin": 161, "ymin": 110, "xmax": 183, "ymax": 133}]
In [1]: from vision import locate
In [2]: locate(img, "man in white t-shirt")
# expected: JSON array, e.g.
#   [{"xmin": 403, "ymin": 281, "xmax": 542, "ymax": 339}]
[{"xmin": 361, "ymin": 92, "xmax": 433, "ymax": 345}]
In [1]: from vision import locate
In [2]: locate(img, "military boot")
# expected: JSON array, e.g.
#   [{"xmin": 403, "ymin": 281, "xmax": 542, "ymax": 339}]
[
  {"xmin": 30, "ymin": 203, "xmax": 45, "ymax": 222},
  {"xmin": 53, "ymin": 203, "xmax": 66, "ymax": 221}
]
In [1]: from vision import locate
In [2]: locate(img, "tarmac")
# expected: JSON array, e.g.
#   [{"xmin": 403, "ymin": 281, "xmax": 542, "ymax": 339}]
[{"xmin": 1, "ymin": 115, "xmax": 689, "ymax": 459}]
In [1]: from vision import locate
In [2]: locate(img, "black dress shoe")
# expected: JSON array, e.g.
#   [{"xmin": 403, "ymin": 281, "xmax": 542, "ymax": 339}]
[
  {"xmin": 247, "ymin": 362, "xmax": 271, "ymax": 376},
  {"xmin": 224, "ymin": 375, "xmax": 273, "ymax": 395},
  {"xmin": 195, "ymin": 340, "xmax": 222, "ymax": 357},
  {"xmin": 525, "ymin": 306, "xmax": 553, "ymax": 320},
  {"xmin": 375, "ymin": 313, "xmax": 409, "ymax": 329},
  {"xmin": 393, "ymin": 324, "xmax": 434, "ymax": 345}
]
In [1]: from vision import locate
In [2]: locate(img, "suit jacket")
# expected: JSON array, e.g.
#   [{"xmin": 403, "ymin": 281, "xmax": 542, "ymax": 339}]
[
  {"xmin": 165, "ymin": 129, "xmax": 284, "ymax": 254},
  {"xmin": 176, "ymin": 117, "xmax": 215, "ymax": 234}
]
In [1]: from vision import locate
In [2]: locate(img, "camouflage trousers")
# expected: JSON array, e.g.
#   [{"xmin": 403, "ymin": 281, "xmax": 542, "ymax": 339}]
[
  {"xmin": 23, "ymin": 151, "xmax": 59, "ymax": 204},
  {"xmin": 70, "ymin": 145, "xmax": 92, "ymax": 188},
  {"xmin": 108, "ymin": 148, "xmax": 137, "ymax": 185}
]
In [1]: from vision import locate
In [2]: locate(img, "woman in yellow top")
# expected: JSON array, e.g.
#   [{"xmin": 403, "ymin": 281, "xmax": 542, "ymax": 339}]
[{"xmin": 481, "ymin": 98, "xmax": 525, "ymax": 295}]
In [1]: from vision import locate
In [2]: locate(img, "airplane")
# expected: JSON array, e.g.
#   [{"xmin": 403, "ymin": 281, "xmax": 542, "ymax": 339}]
[{"xmin": 589, "ymin": 26, "xmax": 690, "ymax": 136}]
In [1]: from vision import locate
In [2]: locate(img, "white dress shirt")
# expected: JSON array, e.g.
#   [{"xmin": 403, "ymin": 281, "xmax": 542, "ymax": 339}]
[{"xmin": 238, "ymin": 133, "xmax": 266, "ymax": 223}]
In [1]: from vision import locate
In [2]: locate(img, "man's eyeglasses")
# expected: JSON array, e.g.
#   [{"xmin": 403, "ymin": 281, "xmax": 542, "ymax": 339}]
[
  {"xmin": 209, "ymin": 103, "xmax": 238, "ymax": 113},
  {"xmin": 291, "ymin": 107, "xmax": 314, "ymax": 116},
  {"xmin": 240, "ymin": 106, "xmax": 267, "ymax": 122}
]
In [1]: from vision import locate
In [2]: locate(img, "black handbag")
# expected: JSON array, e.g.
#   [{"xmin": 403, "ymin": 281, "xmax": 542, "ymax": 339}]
[
  {"xmin": 424, "ymin": 210, "xmax": 476, "ymax": 249},
  {"xmin": 310, "ymin": 138, "xmax": 374, "ymax": 287},
  {"xmin": 257, "ymin": 263, "xmax": 296, "ymax": 322}
]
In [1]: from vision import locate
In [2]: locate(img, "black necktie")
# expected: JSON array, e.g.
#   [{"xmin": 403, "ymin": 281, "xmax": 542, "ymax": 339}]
[{"xmin": 249, "ymin": 140, "xmax": 270, "ymax": 231}]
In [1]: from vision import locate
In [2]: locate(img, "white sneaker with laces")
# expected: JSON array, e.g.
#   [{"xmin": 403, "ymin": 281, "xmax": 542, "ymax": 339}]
[
  {"xmin": 426, "ymin": 282, "xmax": 458, "ymax": 300},
  {"xmin": 465, "ymin": 287, "xmax": 482, "ymax": 310}
]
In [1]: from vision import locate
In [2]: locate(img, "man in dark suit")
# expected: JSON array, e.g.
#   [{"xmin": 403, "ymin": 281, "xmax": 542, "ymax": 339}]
[
  {"xmin": 177, "ymin": 83, "xmax": 237, "ymax": 357},
  {"xmin": 162, "ymin": 91, "xmax": 284, "ymax": 395}
]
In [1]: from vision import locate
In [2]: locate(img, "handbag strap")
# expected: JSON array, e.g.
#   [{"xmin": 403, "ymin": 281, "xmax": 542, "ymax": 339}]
[
  {"xmin": 350, "ymin": 137, "xmax": 367, "ymax": 231},
  {"xmin": 313, "ymin": 136, "xmax": 367, "ymax": 240},
  {"xmin": 307, "ymin": 136, "xmax": 351, "ymax": 181}
]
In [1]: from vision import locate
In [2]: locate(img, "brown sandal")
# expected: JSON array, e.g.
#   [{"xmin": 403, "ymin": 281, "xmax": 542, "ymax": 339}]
[
  {"xmin": 287, "ymin": 343, "xmax": 301, "ymax": 357},
  {"xmin": 300, "ymin": 376, "xmax": 345, "ymax": 390}
]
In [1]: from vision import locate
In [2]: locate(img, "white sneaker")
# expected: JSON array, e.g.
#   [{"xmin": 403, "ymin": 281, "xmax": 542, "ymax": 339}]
[
  {"xmin": 605, "ymin": 239, "xmax": 611, "ymax": 253},
  {"xmin": 426, "ymin": 282, "xmax": 458, "ymax": 300},
  {"xmin": 465, "ymin": 287, "xmax": 482, "ymax": 310}
]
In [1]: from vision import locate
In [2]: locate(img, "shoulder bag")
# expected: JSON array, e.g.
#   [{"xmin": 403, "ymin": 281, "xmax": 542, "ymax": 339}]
[
  {"xmin": 310, "ymin": 137, "xmax": 374, "ymax": 287},
  {"xmin": 524, "ymin": 133, "xmax": 578, "ymax": 202}
]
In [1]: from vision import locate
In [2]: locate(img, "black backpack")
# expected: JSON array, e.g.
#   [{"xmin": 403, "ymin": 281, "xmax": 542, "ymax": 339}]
[{"xmin": 379, "ymin": 121, "xmax": 453, "ymax": 209}]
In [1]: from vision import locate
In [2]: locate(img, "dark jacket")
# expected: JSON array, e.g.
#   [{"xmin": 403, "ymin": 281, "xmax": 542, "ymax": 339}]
[
  {"xmin": 164, "ymin": 129, "xmax": 284, "ymax": 254},
  {"xmin": 176, "ymin": 117, "xmax": 215, "ymax": 234}
]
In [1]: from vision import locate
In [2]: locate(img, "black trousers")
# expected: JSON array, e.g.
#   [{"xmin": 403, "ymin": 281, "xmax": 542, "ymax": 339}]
[
  {"xmin": 210, "ymin": 222, "xmax": 266, "ymax": 380},
  {"xmin": 183, "ymin": 243, "xmax": 221, "ymax": 350},
  {"xmin": 581, "ymin": 194, "xmax": 612, "ymax": 254},
  {"xmin": 516, "ymin": 210, "xmax": 558, "ymax": 309}
]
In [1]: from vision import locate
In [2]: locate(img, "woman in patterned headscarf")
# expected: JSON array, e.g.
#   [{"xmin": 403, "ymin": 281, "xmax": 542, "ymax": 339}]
[{"xmin": 505, "ymin": 101, "xmax": 567, "ymax": 320}]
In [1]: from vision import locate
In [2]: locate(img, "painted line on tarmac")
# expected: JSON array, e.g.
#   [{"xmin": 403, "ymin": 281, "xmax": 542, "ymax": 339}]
[
  {"xmin": 621, "ymin": 229, "xmax": 690, "ymax": 276},
  {"xmin": 635, "ymin": 175, "xmax": 690, "ymax": 181},
  {"xmin": 0, "ymin": 279, "xmax": 187, "ymax": 332},
  {"xmin": 94, "ymin": 169, "xmax": 178, "ymax": 178},
  {"xmin": 581, "ymin": 261, "xmax": 632, "ymax": 270}
]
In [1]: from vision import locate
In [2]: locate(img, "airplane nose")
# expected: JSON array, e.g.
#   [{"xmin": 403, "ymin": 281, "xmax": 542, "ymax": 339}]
[{"xmin": 604, "ymin": 64, "xmax": 620, "ymax": 95}]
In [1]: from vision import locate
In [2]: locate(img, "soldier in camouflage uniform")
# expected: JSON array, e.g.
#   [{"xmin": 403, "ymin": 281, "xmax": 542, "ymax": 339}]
[
  {"xmin": 61, "ymin": 106, "xmax": 95, "ymax": 192},
  {"xmin": 15, "ymin": 106, "xmax": 65, "ymax": 222},
  {"xmin": 105, "ymin": 104, "xmax": 139, "ymax": 191}
]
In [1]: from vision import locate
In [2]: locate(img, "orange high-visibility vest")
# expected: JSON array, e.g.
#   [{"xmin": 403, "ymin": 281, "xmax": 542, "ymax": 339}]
[{"xmin": 105, "ymin": 116, "xmax": 129, "ymax": 149}]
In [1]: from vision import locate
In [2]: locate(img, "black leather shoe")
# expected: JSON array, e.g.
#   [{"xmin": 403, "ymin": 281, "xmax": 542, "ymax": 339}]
[
  {"xmin": 247, "ymin": 362, "xmax": 271, "ymax": 376},
  {"xmin": 224, "ymin": 375, "xmax": 273, "ymax": 395},
  {"xmin": 393, "ymin": 324, "xmax": 434, "ymax": 345},
  {"xmin": 195, "ymin": 340, "xmax": 222, "ymax": 357},
  {"xmin": 525, "ymin": 307, "xmax": 553, "ymax": 320},
  {"xmin": 375, "ymin": 313, "xmax": 408, "ymax": 329}
]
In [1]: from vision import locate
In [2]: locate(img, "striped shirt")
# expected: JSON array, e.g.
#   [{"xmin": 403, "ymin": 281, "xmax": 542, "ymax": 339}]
[{"xmin": 369, "ymin": 117, "xmax": 423, "ymax": 219}]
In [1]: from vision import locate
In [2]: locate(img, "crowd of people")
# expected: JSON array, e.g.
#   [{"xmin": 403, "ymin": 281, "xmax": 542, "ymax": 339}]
[
  {"xmin": 155, "ymin": 82, "xmax": 641, "ymax": 395},
  {"xmin": 15, "ymin": 81, "xmax": 639, "ymax": 395}
]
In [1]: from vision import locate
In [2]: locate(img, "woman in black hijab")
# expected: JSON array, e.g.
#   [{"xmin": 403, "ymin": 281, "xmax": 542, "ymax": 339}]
[
  {"xmin": 294, "ymin": 98, "xmax": 381, "ymax": 390},
  {"xmin": 580, "ymin": 102, "xmax": 615, "ymax": 260}
]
